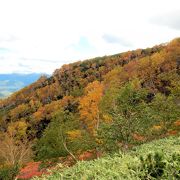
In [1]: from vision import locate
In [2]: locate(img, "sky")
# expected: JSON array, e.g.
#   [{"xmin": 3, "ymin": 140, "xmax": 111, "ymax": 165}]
[{"xmin": 0, "ymin": 0, "xmax": 180, "ymax": 74}]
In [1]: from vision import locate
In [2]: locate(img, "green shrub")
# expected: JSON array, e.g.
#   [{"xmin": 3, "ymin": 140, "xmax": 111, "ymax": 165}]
[
  {"xmin": 138, "ymin": 152, "xmax": 166, "ymax": 179},
  {"xmin": 130, "ymin": 152, "xmax": 180, "ymax": 179},
  {"xmin": 98, "ymin": 81, "xmax": 152, "ymax": 152},
  {"xmin": 0, "ymin": 164, "xmax": 19, "ymax": 180},
  {"xmin": 34, "ymin": 111, "xmax": 95, "ymax": 161},
  {"xmin": 34, "ymin": 111, "xmax": 69, "ymax": 160}
]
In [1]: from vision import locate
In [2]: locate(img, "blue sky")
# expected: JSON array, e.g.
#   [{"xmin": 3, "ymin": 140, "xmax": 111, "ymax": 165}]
[{"xmin": 0, "ymin": 0, "xmax": 180, "ymax": 74}]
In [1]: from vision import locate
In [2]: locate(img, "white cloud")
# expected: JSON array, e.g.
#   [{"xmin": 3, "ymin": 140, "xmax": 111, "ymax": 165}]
[
  {"xmin": 150, "ymin": 10, "xmax": 180, "ymax": 30},
  {"xmin": 0, "ymin": 0, "xmax": 180, "ymax": 74}
]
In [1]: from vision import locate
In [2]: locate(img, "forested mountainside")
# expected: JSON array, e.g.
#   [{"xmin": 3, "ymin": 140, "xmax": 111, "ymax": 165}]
[
  {"xmin": 0, "ymin": 42, "xmax": 165, "ymax": 137},
  {"xmin": 0, "ymin": 38, "xmax": 180, "ymax": 179}
]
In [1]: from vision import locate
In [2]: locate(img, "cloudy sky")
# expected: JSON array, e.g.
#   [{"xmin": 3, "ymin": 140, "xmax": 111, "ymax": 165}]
[{"xmin": 0, "ymin": 0, "xmax": 180, "ymax": 74}]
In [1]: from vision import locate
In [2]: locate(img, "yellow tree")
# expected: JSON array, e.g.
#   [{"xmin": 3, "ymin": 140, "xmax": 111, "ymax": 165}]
[
  {"xmin": 7, "ymin": 120, "xmax": 28, "ymax": 140},
  {"xmin": 79, "ymin": 81, "xmax": 104, "ymax": 135}
]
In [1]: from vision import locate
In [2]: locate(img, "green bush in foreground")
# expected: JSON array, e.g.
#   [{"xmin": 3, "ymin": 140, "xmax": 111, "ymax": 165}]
[
  {"xmin": 0, "ymin": 164, "xmax": 19, "ymax": 180},
  {"xmin": 34, "ymin": 136, "xmax": 180, "ymax": 180},
  {"xmin": 133, "ymin": 152, "xmax": 180, "ymax": 179}
]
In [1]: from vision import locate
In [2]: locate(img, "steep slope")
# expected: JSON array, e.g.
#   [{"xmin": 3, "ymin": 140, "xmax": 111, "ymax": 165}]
[
  {"xmin": 34, "ymin": 136, "xmax": 180, "ymax": 180},
  {"xmin": 0, "ymin": 43, "xmax": 164, "ymax": 137},
  {"xmin": 0, "ymin": 38, "xmax": 179, "ymax": 138},
  {"xmin": 0, "ymin": 45, "xmax": 162, "ymax": 108},
  {"xmin": 0, "ymin": 38, "xmax": 179, "ymax": 174}
]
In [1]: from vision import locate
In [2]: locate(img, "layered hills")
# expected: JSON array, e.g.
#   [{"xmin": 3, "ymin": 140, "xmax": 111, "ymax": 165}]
[{"xmin": 0, "ymin": 73, "xmax": 43, "ymax": 98}]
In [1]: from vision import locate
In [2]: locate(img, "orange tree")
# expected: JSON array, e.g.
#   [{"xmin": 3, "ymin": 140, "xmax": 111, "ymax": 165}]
[{"xmin": 79, "ymin": 81, "xmax": 104, "ymax": 136}]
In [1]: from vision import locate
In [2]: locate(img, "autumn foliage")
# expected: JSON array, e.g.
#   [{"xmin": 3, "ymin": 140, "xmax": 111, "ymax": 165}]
[
  {"xmin": 79, "ymin": 81, "xmax": 104, "ymax": 135},
  {"xmin": 16, "ymin": 162, "xmax": 45, "ymax": 179},
  {"xmin": 0, "ymin": 38, "xmax": 180, "ymax": 179}
]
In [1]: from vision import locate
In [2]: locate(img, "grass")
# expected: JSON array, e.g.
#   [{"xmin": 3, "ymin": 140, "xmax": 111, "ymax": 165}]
[{"xmin": 33, "ymin": 136, "xmax": 180, "ymax": 180}]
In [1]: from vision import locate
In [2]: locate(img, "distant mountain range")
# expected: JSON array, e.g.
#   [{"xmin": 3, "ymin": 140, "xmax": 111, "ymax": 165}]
[{"xmin": 0, "ymin": 73, "xmax": 44, "ymax": 98}]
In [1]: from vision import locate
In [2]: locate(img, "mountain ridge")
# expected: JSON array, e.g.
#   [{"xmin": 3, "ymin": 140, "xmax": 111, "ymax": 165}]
[{"xmin": 0, "ymin": 38, "xmax": 179, "ymax": 180}]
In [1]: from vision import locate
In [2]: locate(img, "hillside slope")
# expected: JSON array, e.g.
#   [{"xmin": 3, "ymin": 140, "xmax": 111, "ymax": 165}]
[
  {"xmin": 34, "ymin": 136, "xmax": 180, "ymax": 180},
  {"xmin": 0, "ymin": 38, "xmax": 179, "ymax": 179},
  {"xmin": 0, "ymin": 42, "xmax": 165, "ymax": 138}
]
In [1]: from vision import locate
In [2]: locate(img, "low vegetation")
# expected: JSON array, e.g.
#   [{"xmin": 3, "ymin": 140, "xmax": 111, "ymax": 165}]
[{"xmin": 34, "ymin": 136, "xmax": 180, "ymax": 179}]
